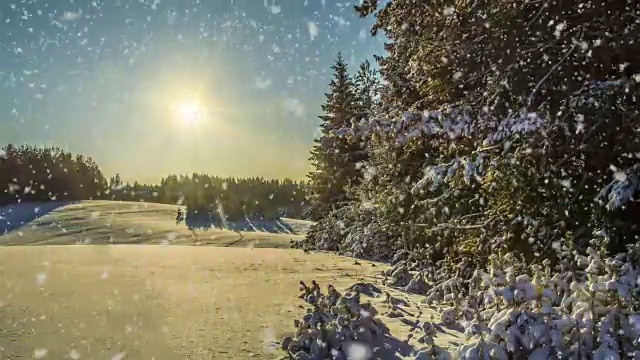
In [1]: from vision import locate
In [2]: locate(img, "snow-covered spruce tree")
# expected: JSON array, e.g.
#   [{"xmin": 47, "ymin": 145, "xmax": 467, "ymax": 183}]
[
  {"xmin": 301, "ymin": 0, "xmax": 640, "ymax": 268},
  {"xmin": 306, "ymin": 53, "xmax": 365, "ymax": 222},
  {"xmin": 303, "ymin": 55, "xmax": 383, "ymax": 254},
  {"xmin": 356, "ymin": 0, "xmax": 640, "ymax": 114},
  {"xmin": 353, "ymin": 59, "xmax": 381, "ymax": 121},
  {"xmin": 299, "ymin": 108, "xmax": 416, "ymax": 260},
  {"xmin": 385, "ymin": 79, "xmax": 638, "ymax": 267},
  {"xmin": 313, "ymin": 77, "xmax": 638, "ymax": 272},
  {"xmin": 343, "ymin": 0, "xmax": 640, "ymax": 269}
]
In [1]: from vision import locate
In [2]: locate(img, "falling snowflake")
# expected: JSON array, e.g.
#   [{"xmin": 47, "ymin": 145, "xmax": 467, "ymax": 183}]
[
  {"xmin": 358, "ymin": 29, "xmax": 367, "ymax": 41},
  {"xmin": 34, "ymin": 348, "xmax": 48, "ymax": 359},
  {"xmin": 560, "ymin": 179, "xmax": 572, "ymax": 189},
  {"xmin": 554, "ymin": 21, "xmax": 567, "ymax": 38},
  {"xmin": 262, "ymin": 327, "xmax": 277, "ymax": 352},
  {"xmin": 343, "ymin": 342, "xmax": 372, "ymax": 360},
  {"xmin": 69, "ymin": 350, "xmax": 80, "ymax": 360},
  {"xmin": 443, "ymin": 6, "xmax": 455, "ymax": 16},
  {"xmin": 255, "ymin": 77, "xmax": 272, "ymax": 89},
  {"xmin": 36, "ymin": 273, "xmax": 47, "ymax": 284},
  {"xmin": 59, "ymin": 11, "xmax": 82, "ymax": 21},
  {"xmin": 111, "ymin": 352, "xmax": 126, "ymax": 360},
  {"xmin": 269, "ymin": 5, "xmax": 281, "ymax": 14},
  {"xmin": 307, "ymin": 21, "xmax": 318, "ymax": 40},
  {"xmin": 614, "ymin": 171, "xmax": 627, "ymax": 182}
]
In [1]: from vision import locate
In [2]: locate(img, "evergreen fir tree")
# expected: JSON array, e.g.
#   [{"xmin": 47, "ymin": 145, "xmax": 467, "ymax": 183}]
[
  {"xmin": 301, "ymin": 0, "xmax": 640, "ymax": 265},
  {"xmin": 353, "ymin": 60, "xmax": 380, "ymax": 120},
  {"xmin": 307, "ymin": 54, "xmax": 362, "ymax": 221}
]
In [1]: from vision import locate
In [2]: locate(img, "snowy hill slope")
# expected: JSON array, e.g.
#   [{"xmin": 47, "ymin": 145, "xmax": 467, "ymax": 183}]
[{"xmin": 0, "ymin": 200, "xmax": 306, "ymax": 247}]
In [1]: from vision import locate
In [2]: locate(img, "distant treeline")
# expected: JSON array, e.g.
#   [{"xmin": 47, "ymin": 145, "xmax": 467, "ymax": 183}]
[
  {"xmin": 0, "ymin": 144, "xmax": 309, "ymax": 220},
  {"xmin": 109, "ymin": 174, "xmax": 309, "ymax": 219},
  {"xmin": 0, "ymin": 144, "xmax": 107, "ymax": 205}
]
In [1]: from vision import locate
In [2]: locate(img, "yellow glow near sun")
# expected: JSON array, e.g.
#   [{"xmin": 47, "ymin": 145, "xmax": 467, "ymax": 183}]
[{"xmin": 174, "ymin": 99, "xmax": 203, "ymax": 126}]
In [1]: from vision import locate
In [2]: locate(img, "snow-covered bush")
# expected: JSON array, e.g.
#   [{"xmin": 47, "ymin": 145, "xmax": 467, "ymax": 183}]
[
  {"xmin": 422, "ymin": 238, "xmax": 640, "ymax": 359},
  {"xmin": 415, "ymin": 321, "xmax": 453, "ymax": 360},
  {"xmin": 296, "ymin": 214, "xmax": 347, "ymax": 252},
  {"xmin": 404, "ymin": 273, "xmax": 431, "ymax": 295},
  {"xmin": 288, "ymin": 239, "xmax": 640, "ymax": 359},
  {"xmin": 379, "ymin": 249, "xmax": 434, "ymax": 293},
  {"xmin": 339, "ymin": 206, "xmax": 400, "ymax": 260},
  {"xmin": 295, "ymin": 205, "xmax": 359, "ymax": 253},
  {"xmin": 279, "ymin": 280, "xmax": 399, "ymax": 360},
  {"xmin": 298, "ymin": 203, "xmax": 403, "ymax": 261}
]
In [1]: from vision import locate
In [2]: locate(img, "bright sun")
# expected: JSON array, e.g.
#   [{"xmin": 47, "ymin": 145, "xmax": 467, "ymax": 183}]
[{"xmin": 175, "ymin": 99, "xmax": 202, "ymax": 126}]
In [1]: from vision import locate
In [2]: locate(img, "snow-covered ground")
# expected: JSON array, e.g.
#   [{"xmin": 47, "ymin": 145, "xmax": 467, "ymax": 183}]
[
  {"xmin": 0, "ymin": 200, "xmax": 466, "ymax": 359},
  {"xmin": 0, "ymin": 246, "xmax": 387, "ymax": 359},
  {"xmin": 0, "ymin": 244, "xmax": 466, "ymax": 359},
  {"xmin": 0, "ymin": 200, "xmax": 308, "ymax": 247}
]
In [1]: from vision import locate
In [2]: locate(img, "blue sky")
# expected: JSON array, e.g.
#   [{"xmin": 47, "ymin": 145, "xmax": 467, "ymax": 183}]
[{"xmin": 0, "ymin": 0, "xmax": 383, "ymax": 183}]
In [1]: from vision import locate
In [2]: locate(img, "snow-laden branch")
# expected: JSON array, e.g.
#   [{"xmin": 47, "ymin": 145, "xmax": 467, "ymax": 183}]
[
  {"xmin": 331, "ymin": 79, "xmax": 630, "ymax": 201},
  {"xmin": 571, "ymin": 79, "xmax": 626, "ymax": 108},
  {"xmin": 411, "ymin": 153, "xmax": 489, "ymax": 194},
  {"xmin": 598, "ymin": 164, "xmax": 640, "ymax": 211}
]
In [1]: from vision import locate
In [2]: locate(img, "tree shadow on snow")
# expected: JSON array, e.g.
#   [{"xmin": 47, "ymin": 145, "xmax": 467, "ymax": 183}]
[
  {"xmin": 181, "ymin": 209, "xmax": 296, "ymax": 235},
  {"xmin": 0, "ymin": 201, "xmax": 72, "ymax": 235},
  {"xmin": 370, "ymin": 335, "xmax": 415, "ymax": 359},
  {"xmin": 349, "ymin": 314, "xmax": 414, "ymax": 359},
  {"xmin": 434, "ymin": 322, "xmax": 465, "ymax": 336},
  {"xmin": 226, "ymin": 217, "xmax": 295, "ymax": 234}
]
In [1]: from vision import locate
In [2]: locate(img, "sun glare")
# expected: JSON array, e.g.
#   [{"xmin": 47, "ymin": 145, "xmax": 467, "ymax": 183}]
[{"xmin": 175, "ymin": 99, "xmax": 202, "ymax": 126}]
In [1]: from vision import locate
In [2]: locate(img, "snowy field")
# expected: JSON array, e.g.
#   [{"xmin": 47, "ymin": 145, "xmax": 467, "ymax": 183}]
[
  {"xmin": 0, "ymin": 201, "xmax": 464, "ymax": 359},
  {"xmin": 0, "ymin": 246, "xmax": 379, "ymax": 358},
  {"xmin": 0, "ymin": 200, "xmax": 313, "ymax": 247},
  {"xmin": 0, "ymin": 246, "xmax": 466, "ymax": 359}
]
